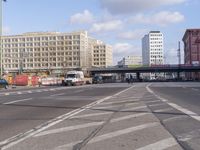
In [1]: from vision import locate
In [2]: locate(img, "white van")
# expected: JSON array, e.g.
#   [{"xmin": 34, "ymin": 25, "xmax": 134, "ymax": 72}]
[{"xmin": 64, "ymin": 71, "xmax": 84, "ymax": 86}]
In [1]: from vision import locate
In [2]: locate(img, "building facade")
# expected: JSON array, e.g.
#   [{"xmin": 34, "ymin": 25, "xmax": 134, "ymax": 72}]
[
  {"xmin": 183, "ymin": 29, "xmax": 200, "ymax": 79},
  {"xmin": 1, "ymin": 31, "xmax": 112, "ymax": 74},
  {"xmin": 142, "ymin": 31, "xmax": 164, "ymax": 79},
  {"xmin": 118, "ymin": 56, "xmax": 142, "ymax": 66}
]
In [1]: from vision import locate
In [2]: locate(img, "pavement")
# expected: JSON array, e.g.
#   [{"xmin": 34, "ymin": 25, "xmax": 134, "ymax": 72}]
[{"xmin": 0, "ymin": 82, "xmax": 200, "ymax": 150}]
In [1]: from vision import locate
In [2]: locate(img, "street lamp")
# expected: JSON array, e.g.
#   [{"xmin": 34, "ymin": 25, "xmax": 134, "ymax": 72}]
[{"xmin": 0, "ymin": 0, "xmax": 6, "ymax": 78}]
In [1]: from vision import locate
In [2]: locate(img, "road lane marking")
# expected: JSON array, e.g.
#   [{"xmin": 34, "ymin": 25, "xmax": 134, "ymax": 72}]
[
  {"xmin": 148, "ymin": 103, "xmax": 166, "ymax": 107},
  {"xmin": 110, "ymin": 113, "xmax": 148, "ymax": 123},
  {"xmin": 50, "ymin": 93, "xmax": 65, "ymax": 97},
  {"xmin": 71, "ymin": 112, "xmax": 113, "ymax": 119},
  {"xmin": 99, "ymin": 99, "xmax": 139, "ymax": 105},
  {"xmin": 35, "ymin": 113, "xmax": 148, "ymax": 137},
  {"xmin": 178, "ymin": 129, "xmax": 200, "ymax": 142},
  {"xmin": 136, "ymin": 138, "xmax": 178, "ymax": 150},
  {"xmin": 168, "ymin": 103, "xmax": 200, "ymax": 121},
  {"xmin": 3, "ymin": 98, "xmax": 33, "ymax": 105},
  {"xmin": 93, "ymin": 105, "xmax": 121, "ymax": 110},
  {"xmin": 56, "ymin": 122, "xmax": 159, "ymax": 150},
  {"xmin": 123, "ymin": 105, "xmax": 147, "ymax": 111},
  {"xmin": 153, "ymin": 108, "xmax": 174, "ymax": 113},
  {"xmin": 145, "ymin": 100, "xmax": 161, "ymax": 103},
  {"xmin": 17, "ymin": 92, "xmax": 22, "ymax": 95},
  {"xmin": 34, "ymin": 122, "xmax": 104, "ymax": 137},
  {"xmin": 5, "ymin": 93, "xmax": 10, "ymax": 96},
  {"xmin": 27, "ymin": 91, "xmax": 32, "ymax": 93},
  {"xmin": 147, "ymin": 84, "xmax": 200, "ymax": 122},
  {"xmin": 0, "ymin": 86, "xmax": 135, "ymax": 149},
  {"xmin": 191, "ymin": 88, "xmax": 199, "ymax": 91},
  {"xmin": 163, "ymin": 115, "xmax": 188, "ymax": 122}
]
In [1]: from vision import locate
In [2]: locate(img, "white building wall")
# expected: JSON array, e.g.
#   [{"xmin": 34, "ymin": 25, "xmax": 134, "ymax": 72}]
[{"xmin": 142, "ymin": 31, "xmax": 164, "ymax": 79}]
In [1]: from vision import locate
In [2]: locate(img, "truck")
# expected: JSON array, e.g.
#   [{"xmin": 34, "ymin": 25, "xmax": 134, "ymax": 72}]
[{"xmin": 63, "ymin": 71, "xmax": 84, "ymax": 86}]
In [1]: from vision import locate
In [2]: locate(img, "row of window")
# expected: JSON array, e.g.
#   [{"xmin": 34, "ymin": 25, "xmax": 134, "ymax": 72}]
[
  {"xmin": 3, "ymin": 35, "xmax": 81, "ymax": 43},
  {"xmin": 3, "ymin": 47, "xmax": 81, "ymax": 53},
  {"xmin": 93, "ymin": 62, "xmax": 106, "ymax": 65},
  {"xmin": 3, "ymin": 41, "xmax": 82, "ymax": 48},
  {"xmin": 4, "ymin": 62, "xmax": 80, "ymax": 68}
]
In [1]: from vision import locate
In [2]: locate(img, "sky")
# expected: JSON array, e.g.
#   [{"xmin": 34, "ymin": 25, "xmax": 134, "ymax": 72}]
[{"xmin": 2, "ymin": 0, "xmax": 200, "ymax": 64}]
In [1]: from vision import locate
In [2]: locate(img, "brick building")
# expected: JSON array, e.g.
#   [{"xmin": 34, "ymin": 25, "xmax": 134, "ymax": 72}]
[{"xmin": 183, "ymin": 29, "xmax": 200, "ymax": 79}]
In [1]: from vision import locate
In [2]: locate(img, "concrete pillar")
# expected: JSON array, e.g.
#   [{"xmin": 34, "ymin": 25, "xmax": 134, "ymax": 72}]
[{"xmin": 136, "ymin": 72, "xmax": 140, "ymax": 81}]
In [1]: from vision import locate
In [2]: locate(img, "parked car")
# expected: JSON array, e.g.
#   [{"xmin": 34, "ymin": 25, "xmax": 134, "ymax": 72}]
[
  {"xmin": 92, "ymin": 75, "xmax": 103, "ymax": 84},
  {"xmin": 0, "ymin": 79, "xmax": 9, "ymax": 89}
]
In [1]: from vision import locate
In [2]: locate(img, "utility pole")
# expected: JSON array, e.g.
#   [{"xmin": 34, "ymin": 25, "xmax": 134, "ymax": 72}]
[
  {"xmin": 177, "ymin": 41, "xmax": 181, "ymax": 66},
  {"xmin": 0, "ymin": 0, "xmax": 6, "ymax": 78},
  {"xmin": 177, "ymin": 41, "xmax": 181, "ymax": 80}
]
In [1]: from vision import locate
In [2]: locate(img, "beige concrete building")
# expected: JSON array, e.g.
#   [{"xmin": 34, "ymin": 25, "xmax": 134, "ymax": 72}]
[
  {"xmin": 118, "ymin": 56, "xmax": 142, "ymax": 66},
  {"xmin": 88, "ymin": 38, "xmax": 112, "ymax": 68},
  {"xmin": 1, "ymin": 31, "xmax": 112, "ymax": 74}
]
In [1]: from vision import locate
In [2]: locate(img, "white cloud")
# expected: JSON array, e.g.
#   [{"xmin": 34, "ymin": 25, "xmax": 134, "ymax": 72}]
[
  {"xmin": 113, "ymin": 43, "xmax": 141, "ymax": 56},
  {"xmin": 113, "ymin": 43, "xmax": 141, "ymax": 64},
  {"xmin": 90, "ymin": 20, "xmax": 123, "ymax": 33},
  {"xmin": 70, "ymin": 10, "xmax": 94, "ymax": 24},
  {"xmin": 100, "ymin": 0, "xmax": 187, "ymax": 14},
  {"xmin": 129, "ymin": 11, "xmax": 185, "ymax": 26},
  {"xmin": 118, "ymin": 29, "xmax": 148, "ymax": 40}
]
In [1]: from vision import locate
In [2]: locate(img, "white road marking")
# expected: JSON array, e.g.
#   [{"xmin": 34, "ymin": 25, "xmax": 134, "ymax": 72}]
[
  {"xmin": 168, "ymin": 103, "xmax": 200, "ymax": 121},
  {"xmin": 191, "ymin": 88, "xmax": 199, "ymax": 91},
  {"xmin": 154, "ymin": 108, "xmax": 174, "ymax": 113},
  {"xmin": 145, "ymin": 100, "xmax": 161, "ymax": 103},
  {"xmin": 93, "ymin": 105, "xmax": 120, "ymax": 110},
  {"xmin": 34, "ymin": 122, "xmax": 104, "ymax": 137},
  {"xmin": 71, "ymin": 112, "xmax": 113, "ymax": 119},
  {"xmin": 163, "ymin": 115, "xmax": 188, "ymax": 122},
  {"xmin": 4, "ymin": 98, "xmax": 33, "ymax": 105},
  {"xmin": 0, "ymin": 85, "xmax": 134, "ymax": 149},
  {"xmin": 17, "ymin": 92, "xmax": 22, "ymax": 94},
  {"xmin": 123, "ymin": 105, "xmax": 147, "ymax": 111},
  {"xmin": 50, "ymin": 88, "xmax": 56, "ymax": 91},
  {"xmin": 27, "ymin": 91, "xmax": 32, "ymax": 93},
  {"xmin": 56, "ymin": 122, "xmax": 159, "ymax": 150},
  {"xmin": 5, "ymin": 93, "xmax": 10, "ymax": 96},
  {"xmin": 148, "ymin": 103, "xmax": 166, "ymax": 107},
  {"xmin": 110, "ymin": 113, "xmax": 148, "ymax": 123},
  {"xmin": 146, "ymin": 84, "xmax": 200, "ymax": 122},
  {"xmin": 136, "ymin": 138, "xmax": 178, "ymax": 150},
  {"xmin": 99, "ymin": 99, "xmax": 139, "ymax": 105},
  {"xmin": 50, "ymin": 93, "xmax": 65, "ymax": 97},
  {"xmin": 178, "ymin": 129, "xmax": 200, "ymax": 142},
  {"xmin": 35, "ymin": 113, "xmax": 148, "ymax": 137}
]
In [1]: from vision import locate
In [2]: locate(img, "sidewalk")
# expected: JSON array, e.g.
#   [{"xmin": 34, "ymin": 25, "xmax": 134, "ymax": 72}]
[{"xmin": 2, "ymin": 85, "xmax": 182, "ymax": 150}]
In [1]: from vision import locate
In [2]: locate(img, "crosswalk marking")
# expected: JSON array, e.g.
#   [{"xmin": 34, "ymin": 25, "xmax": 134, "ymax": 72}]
[
  {"xmin": 56, "ymin": 122, "xmax": 159, "ymax": 150},
  {"xmin": 135, "ymin": 138, "xmax": 178, "ymax": 150},
  {"xmin": 35, "ymin": 113, "xmax": 148, "ymax": 137},
  {"xmin": 71, "ymin": 112, "xmax": 113, "ymax": 119},
  {"xmin": 123, "ymin": 105, "xmax": 147, "ymax": 111}
]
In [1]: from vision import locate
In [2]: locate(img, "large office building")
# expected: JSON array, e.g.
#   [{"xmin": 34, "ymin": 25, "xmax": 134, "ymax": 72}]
[
  {"xmin": 142, "ymin": 31, "xmax": 164, "ymax": 79},
  {"xmin": 183, "ymin": 29, "xmax": 200, "ymax": 79},
  {"xmin": 118, "ymin": 56, "xmax": 142, "ymax": 66},
  {"xmin": 1, "ymin": 31, "xmax": 112, "ymax": 74}
]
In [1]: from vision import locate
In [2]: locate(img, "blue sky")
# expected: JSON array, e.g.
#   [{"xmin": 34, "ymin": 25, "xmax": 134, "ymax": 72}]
[{"xmin": 2, "ymin": 0, "xmax": 200, "ymax": 64}]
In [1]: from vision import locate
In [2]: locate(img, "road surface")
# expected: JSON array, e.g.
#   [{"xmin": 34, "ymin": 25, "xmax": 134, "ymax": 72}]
[{"xmin": 0, "ymin": 82, "xmax": 199, "ymax": 150}]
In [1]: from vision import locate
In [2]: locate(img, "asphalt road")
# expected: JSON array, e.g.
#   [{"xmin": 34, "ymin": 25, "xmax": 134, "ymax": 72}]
[
  {"xmin": 0, "ymin": 82, "xmax": 200, "ymax": 150},
  {"xmin": 0, "ymin": 84, "xmax": 126, "ymax": 145}
]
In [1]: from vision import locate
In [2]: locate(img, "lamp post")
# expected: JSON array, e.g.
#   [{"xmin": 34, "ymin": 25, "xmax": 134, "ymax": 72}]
[{"xmin": 0, "ymin": 0, "xmax": 6, "ymax": 78}]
